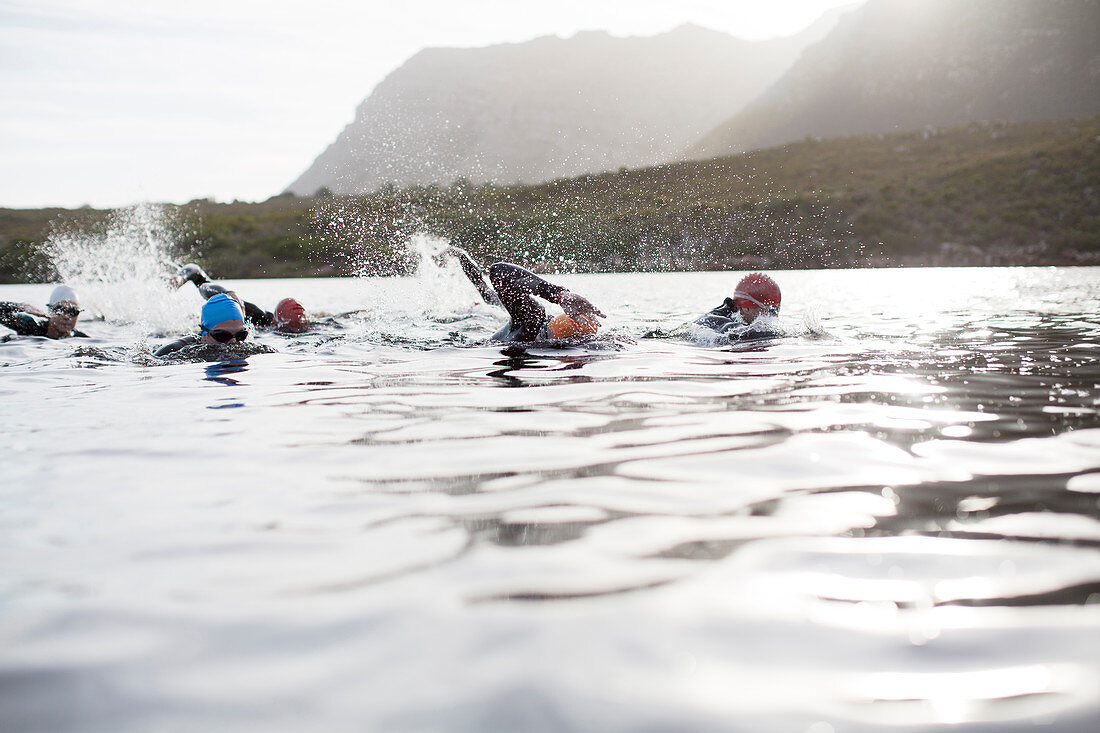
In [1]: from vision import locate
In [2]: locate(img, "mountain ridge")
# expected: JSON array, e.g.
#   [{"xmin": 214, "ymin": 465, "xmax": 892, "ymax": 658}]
[
  {"xmin": 689, "ymin": 0, "xmax": 1100, "ymax": 158},
  {"xmin": 284, "ymin": 15, "xmax": 844, "ymax": 196}
]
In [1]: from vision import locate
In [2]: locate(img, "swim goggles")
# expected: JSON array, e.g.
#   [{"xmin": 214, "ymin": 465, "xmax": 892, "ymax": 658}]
[
  {"xmin": 200, "ymin": 325, "xmax": 249, "ymax": 343},
  {"xmin": 48, "ymin": 304, "xmax": 82, "ymax": 317},
  {"xmin": 732, "ymin": 291, "xmax": 780, "ymax": 314}
]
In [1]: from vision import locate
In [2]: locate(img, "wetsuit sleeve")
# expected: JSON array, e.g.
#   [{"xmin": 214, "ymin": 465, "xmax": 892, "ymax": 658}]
[
  {"xmin": 0, "ymin": 302, "xmax": 19, "ymax": 330},
  {"xmin": 241, "ymin": 301, "xmax": 274, "ymax": 328},
  {"xmin": 694, "ymin": 297, "xmax": 738, "ymax": 331},
  {"xmin": 449, "ymin": 248, "xmax": 500, "ymax": 306},
  {"xmin": 710, "ymin": 297, "xmax": 736, "ymax": 319},
  {"xmin": 488, "ymin": 263, "xmax": 568, "ymax": 303},
  {"xmin": 197, "ymin": 282, "xmax": 227, "ymax": 300},
  {"xmin": 487, "ymin": 262, "xmax": 569, "ymax": 341},
  {"xmin": 196, "ymin": 283, "xmax": 272, "ymax": 327},
  {"xmin": 155, "ymin": 334, "xmax": 199, "ymax": 357},
  {"xmin": 73, "ymin": 329, "xmax": 88, "ymax": 338},
  {"xmin": 177, "ymin": 264, "xmax": 211, "ymax": 287},
  {"xmin": 0, "ymin": 302, "xmax": 47, "ymax": 336}
]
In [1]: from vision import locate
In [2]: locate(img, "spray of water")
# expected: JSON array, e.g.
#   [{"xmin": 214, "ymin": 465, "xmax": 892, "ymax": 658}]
[
  {"xmin": 799, "ymin": 305, "xmax": 832, "ymax": 339},
  {"xmin": 405, "ymin": 233, "xmax": 482, "ymax": 310},
  {"xmin": 372, "ymin": 233, "xmax": 499, "ymax": 342},
  {"xmin": 41, "ymin": 204, "xmax": 198, "ymax": 332}
]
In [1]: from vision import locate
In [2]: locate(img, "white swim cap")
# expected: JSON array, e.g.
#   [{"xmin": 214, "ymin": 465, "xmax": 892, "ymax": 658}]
[{"xmin": 48, "ymin": 285, "xmax": 78, "ymax": 306}]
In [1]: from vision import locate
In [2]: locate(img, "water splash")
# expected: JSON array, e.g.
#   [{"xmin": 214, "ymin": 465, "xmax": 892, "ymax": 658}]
[
  {"xmin": 799, "ymin": 306, "xmax": 832, "ymax": 339},
  {"xmin": 362, "ymin": 233, "xmax": 498, "ymax": 341},
  {"xmin": 674, "ymin": 313, "xmax": 786, "ymax": 347},
  {"xmin": 42, "ymin": 204, "xmax": 197, "ymax": 331},
  {"xmin": 406, "ymin": 233, "xmax": 483, "ymax": 311}
]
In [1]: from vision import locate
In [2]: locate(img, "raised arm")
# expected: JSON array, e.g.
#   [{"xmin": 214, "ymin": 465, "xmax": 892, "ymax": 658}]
[
  {"xmin": 487, "ymin": 263, "xmax": 569, "ymax": 304},
  {"xmin": 442, "ymin": 247, "xmax": 500, "ymax": 306},
  {"xmin": 172, "ymin": 263, "xmax": 211, "ymax": 289}
]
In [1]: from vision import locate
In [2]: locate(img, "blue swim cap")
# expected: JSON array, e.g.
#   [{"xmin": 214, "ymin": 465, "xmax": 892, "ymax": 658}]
[{"xmin": 200, "ymin": 293, "xmax": 245, "ymax": 330}]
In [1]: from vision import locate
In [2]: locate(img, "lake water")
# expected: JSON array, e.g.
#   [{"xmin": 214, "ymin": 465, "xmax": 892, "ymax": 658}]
[{"xmin": 2, "ymin": 260, "xmax": 1099, "ymax": 732}]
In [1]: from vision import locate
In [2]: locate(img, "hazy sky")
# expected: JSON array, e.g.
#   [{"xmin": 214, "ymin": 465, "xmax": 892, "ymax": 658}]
[{"xmin": 0, "ymin": 0, "xmax": 858, "ymax": 209}]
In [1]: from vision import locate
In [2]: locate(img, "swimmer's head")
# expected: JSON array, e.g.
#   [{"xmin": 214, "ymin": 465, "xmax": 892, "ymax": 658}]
[
  {"xmin": 48, "ymin": 285, "xmax": 78, "ymax": 309},
  {"xmin": 199, "ymin": 294, "xmax": 247, "ymax": 345},
  {"xmin": 547, "ymin": 313, "xmax": 599, "ymax": 339},
  {"xmin": 274, "ymin": 297, "xmax": 308, "ymax": 332},
  {"xmin": 46, "ymin": 284, "xmax": 81, "ymax": 338},
  {"xmin": 200, "ymin": 293, "xmax": 245, "ymax": 331},
  {"xmin": 733, "ymin": 273, "xmax": 781, "ymax": 324}
]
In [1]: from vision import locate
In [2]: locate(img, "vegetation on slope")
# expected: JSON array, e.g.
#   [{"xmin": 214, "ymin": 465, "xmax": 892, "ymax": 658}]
[{"xmin": 1, "ymin": 116, "xmax": 1096, "ymax": 283}]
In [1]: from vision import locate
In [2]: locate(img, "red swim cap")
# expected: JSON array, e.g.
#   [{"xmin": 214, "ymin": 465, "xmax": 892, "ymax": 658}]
[
  {"xmin": 546, "ymin": 314, "xmax": 599, "ymax": 339},
  {"xmin": 733, "ymin": 273, "xmax": 781, "ymax": 310},
  {"xmin": 274, "ymin": 297, "xmax": 308, "ymax": 331}
]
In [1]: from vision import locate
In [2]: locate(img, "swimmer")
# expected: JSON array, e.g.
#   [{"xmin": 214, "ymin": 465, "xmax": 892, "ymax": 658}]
[
  {"xmin": 172, "ymin": 264, "xmax": 309, "ymax": 332},
  {"xmin": 694, "ymin": 272, "xmax": 781, "ymax": 336},
  {"xmin": 272, "ymin": 297, "xmax": 309, "ymax": 333},
  {"xmin": 443, "ymin": 247, "xmax": 604, "ymax": 342},
  {"xmin": 0, "ymin": 285, "xmax": 88, "ymax": 339},
  {"xmin": 154, "ymin": 293, "xmax": 249, "ymax": 357}
]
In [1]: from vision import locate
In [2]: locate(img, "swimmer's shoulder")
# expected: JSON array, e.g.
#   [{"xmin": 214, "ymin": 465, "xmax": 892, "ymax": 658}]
[
  {"xmin": 155, "ymin": 334, "xmax": 200, "ymax": 357},
  {"xmin": 695, "ymin": 313, "xmax": 736, "ymax": 332},
  {"xmin": 694, "ymin": 298, "xmax": 740, "ymax": 331},
  {"xmin": 8, "ymin": 313, "xmax": 48, "ymax": 337}
]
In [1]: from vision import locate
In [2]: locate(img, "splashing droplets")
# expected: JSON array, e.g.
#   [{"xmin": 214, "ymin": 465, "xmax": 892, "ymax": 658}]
[{"xmin": 42, "ymin": 204, "xmax": 195, "ymax": 330}]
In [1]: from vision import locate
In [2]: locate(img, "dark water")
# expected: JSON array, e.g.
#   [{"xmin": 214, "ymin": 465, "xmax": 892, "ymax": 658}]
[{"xmin": 1, "ymin": 262, "xmax": 1098, "ymax": 732}]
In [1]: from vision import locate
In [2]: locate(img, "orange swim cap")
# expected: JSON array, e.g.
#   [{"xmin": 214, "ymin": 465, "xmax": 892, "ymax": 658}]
[{"xmin": 546, "ymin": 313, "xmax": 599, "ymax": 339}]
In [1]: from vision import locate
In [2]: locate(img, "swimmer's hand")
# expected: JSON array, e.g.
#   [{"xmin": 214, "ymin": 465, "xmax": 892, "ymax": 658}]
[
  {"xmin": 559, "ymin": 291, "xmax": 605, "ymax": 324},
  {"xmin": 172, "ymin": 264, "xmax": 209, "ymax": 289},
  {"xmin": 434, "ymin": 246, "xmax": 456, "ymax": 265},
  {"xmin": 435, "ymin": 246, "xmax": 474, "ymax": 267}
]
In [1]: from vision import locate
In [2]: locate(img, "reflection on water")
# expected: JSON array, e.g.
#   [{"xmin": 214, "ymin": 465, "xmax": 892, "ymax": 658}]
[
  {"xmin": 1, "ymin": 267, "xmax": 1099, "ymax": 732},
  {"xmin": 486, "ymin": 347, "xmax": 602, "ymax": 387},
  {"xmin": 204, "ymin": 358, "xmax": 250, "ymax": 387}
]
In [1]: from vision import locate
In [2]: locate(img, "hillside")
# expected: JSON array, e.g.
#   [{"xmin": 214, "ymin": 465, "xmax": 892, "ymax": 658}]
[
  {"xmin": 691, "ymin": 0, "xmax": 1100, "ymax": 158},
  {"xmin": 285, "ymin": 18, "xmax": 841, "ymax": 196},
  {"xmin": 2, "ymin": 117, "xmax": 1096, "ymax": 283}
]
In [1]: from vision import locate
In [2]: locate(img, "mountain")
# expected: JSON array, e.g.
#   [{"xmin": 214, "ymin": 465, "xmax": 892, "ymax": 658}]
[
  {"xmin": 285, "ymin": 17, "xmax": 844, "ymax": 196},
  {"xmin": 690, "ymin": 0, "xmax": 1100, "ymax": 159}
]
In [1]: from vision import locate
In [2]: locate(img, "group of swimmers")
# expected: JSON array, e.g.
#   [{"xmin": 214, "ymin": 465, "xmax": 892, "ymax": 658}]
[
  {"xmin": 1, "ymin": 250, "xmax": 782, "ymax": 353},
  {"xmin": 443, "ymin": 248, "xmax": 781, "ymax": 342},
  {"xmin": 153, "ymin": 264, "xmax": 310, "ymax": 356}
]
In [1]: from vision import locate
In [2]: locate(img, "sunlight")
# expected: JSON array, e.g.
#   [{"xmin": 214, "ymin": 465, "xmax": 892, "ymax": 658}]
[{"xmin": 852, "ymin": 664, "xmax": 1082, "ymax": 725}]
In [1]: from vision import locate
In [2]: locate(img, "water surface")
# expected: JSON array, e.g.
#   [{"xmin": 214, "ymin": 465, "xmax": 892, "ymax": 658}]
[{"xmin": 2, "ymin": 265, "xmax": 1099, "ymax": 732}]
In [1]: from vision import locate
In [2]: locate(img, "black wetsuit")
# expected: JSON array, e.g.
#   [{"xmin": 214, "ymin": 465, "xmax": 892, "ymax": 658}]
[
  {"xmin": 693, "ymin": 298, "xmax": 778, "ymax": 340},
  {"xmin": 450, "ymin": 251, "xmax": 567, "ymax": 342},
  {"xmin": 0, "ymin": 302, "xmax": 87, "ymax": 339},
  {"xmin": 450, "ymin": 249, "xmax": 502, "ymax": 307},
  {"xmin": 176, "ymin": 265, "xmax": 274, "ymax": 328},
  {"xmin": 694, "ymin": 298, "xmax": 744, "ymax": 333},
  {"xmin": 154, "ymin": 334, "xmax": 201, "ymax": 357}
]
